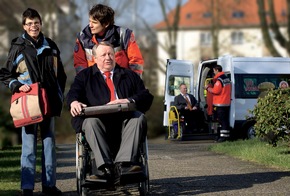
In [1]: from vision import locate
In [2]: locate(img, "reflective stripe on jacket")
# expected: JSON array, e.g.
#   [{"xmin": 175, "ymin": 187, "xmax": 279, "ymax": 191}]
[{"xmin": 73, "ymin": 25, "xmax": 144, "ymax": 76}]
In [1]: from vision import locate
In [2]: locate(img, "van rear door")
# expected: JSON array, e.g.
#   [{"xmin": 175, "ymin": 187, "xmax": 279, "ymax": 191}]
[
  {"xmin": 163, "ymin": 59, "xmax": 194, "ymax": 127},
  {"xmin": 195, "ymin": 56, "xmax": 234, "ymax": 128},
  {"xmin": 195, "ymin": 59, "xmax": 217, "ymax": 111}
]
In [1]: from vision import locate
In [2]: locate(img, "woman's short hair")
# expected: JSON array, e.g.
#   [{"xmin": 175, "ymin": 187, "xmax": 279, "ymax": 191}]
[{"xmin": 22, "ymin": 8, "xmax": 42, "ymax": 25}]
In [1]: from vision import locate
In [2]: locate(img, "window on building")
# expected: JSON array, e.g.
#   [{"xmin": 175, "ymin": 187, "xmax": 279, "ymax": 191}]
[
  {"xmin": 186, "ymin": 13, "xmax": 192, "ymax": 19},
  {"xmin": 200, "ymin": 32, "xmax": 212, "ymax": 46},
  {"xmin": 203, "ymin": 12, "xmax": 212, "ymax": 18},
  {"xmin": 231, "ymin": 31, "xmax": 243, "ymax": 44},
  {"xmin": 281, "ymin": 10, "xmax": 286, "ymax": 17},
  {"xmin": 232, "ymin": 11, "xmax": 244, "ymax": 18},
  {"xmin": 269, "ymin": 30, "xmax": 275, "ymax": 39}
]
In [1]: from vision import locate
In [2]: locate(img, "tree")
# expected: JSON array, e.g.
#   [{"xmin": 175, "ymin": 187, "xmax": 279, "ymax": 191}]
[
  {"xmin": 210, "ymin": 0, "xmax": 221, "ymax": 58},
  {"xmin": 158, "ymin": 0, "xmax": 182, "ymax": 60},
  {"xmin": 257, "ymin": 0, "xmax": 290, "ymax": 57}
]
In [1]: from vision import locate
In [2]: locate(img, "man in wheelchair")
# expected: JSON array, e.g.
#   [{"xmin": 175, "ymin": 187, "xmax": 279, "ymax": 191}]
[
  {"xmin": 174, "ymin": 83, "xmax": 201, "ymax": 132},
  {"xmin": 67, "ymin": 42, "xmax": 153, "ymax": 185}
]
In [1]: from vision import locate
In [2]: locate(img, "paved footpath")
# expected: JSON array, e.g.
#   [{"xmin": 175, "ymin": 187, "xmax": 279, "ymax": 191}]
[{"xmin": 32, "ymin": 137, "xmax": 290, "ymax": 195}]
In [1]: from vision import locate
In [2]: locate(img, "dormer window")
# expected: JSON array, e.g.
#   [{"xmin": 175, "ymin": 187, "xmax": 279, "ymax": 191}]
[
  {"xmin": 203, "ymin": 12, "xmax": 212, "ymax": 18},
  {"xmin": 232, "ymin": 11, "xmax": 244, "ymax": 18}
]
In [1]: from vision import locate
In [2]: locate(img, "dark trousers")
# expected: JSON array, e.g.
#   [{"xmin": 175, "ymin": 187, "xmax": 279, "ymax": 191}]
[
  {"xmin": 180, "ymin": 109, "xmax": 200, "ymax": 131},
  {"xmin": 216, "ymin": 106, "xmax": 230, "ymax": 138},
  {"xmin": 82, "ymin": 111, "xmax": 147, "ymax": 169}
]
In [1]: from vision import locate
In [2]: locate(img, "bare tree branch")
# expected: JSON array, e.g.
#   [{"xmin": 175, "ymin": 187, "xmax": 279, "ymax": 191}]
[
  {"xmin": 268, "ymin": 0, "xmax": 287, "ymax": 49},
  {"xmin": 257, "ymin": 0, "xmax": 281, "ymax": 56}
]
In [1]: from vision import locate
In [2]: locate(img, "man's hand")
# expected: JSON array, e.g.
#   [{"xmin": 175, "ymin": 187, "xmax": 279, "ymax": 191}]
[
  {"xmin": 187, "ymin": 106, "xmax": 197, "ymax": 111},
  {"xmin": 70, "ymin": 101, "xmax": 87, "ymax": 117},
  {"xmin": 107, "ymin": 99, "xmax": 130, "ymax": 105}
]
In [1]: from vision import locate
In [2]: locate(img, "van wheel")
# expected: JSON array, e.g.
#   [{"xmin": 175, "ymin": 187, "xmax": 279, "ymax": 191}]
[{"xmin": 244, "ymin": 121, "xmax": 256, "ymax": 139}]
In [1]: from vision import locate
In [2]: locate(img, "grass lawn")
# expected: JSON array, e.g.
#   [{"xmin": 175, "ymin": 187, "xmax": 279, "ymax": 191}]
[
  {"xmin": 0, "ymin": 145, "xmax": 41, "ymax": 196},
  {"xmin": 209, "ymin": 138, "xmax": 290, "ymax": 170}
]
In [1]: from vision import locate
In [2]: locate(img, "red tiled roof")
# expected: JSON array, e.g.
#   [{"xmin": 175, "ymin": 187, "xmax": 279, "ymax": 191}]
[{"xmin": 154, "ymin": 0, "xmax": 287, "ymax": 29}]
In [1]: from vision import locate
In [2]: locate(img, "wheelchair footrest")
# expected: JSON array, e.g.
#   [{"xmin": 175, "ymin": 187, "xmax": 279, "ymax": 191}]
[
  {"xmin": 116, "ymin": 171, "xmax": 147, "ymax": 185},
  {"xmin": 86, "ymin": 178, "xmax": 107, "ymax": 183},
  {"xmin": 85, "ymin": 173, "xmax": 111, "ymax": 184}
]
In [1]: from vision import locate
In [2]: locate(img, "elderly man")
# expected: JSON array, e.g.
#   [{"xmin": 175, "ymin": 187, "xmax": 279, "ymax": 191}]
[
  {"xmin": 67, "ymin": 42, "xmax": 153, "ymax": 183},
  {"xmin": 174, "ymin": 83, "xmax": 200, "ymax": 132}
]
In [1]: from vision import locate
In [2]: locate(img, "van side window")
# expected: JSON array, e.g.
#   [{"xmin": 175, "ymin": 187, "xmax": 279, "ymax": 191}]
[
  {"xmin": 235, "ymin": 74, "xmax": 290, "ymax": 98},
  {"xmin": 168, "ymin": 76, "xmax": 191, "ymax": 96}
]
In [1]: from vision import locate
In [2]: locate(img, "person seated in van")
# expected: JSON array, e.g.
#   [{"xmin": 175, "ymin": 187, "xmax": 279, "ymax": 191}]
[
  {"xmin": 67, "ymin": 42, "xmax": 153, "ymax": 183},
  {"xmin": 174, "ymin": 83, "xmax": 201, "ymax": 132},
  {"xmin": 279, "ymin": 81, "xmax": 289, "ymax": 89}
]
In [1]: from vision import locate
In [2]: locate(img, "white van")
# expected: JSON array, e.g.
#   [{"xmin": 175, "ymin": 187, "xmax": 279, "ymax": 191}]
[{"xmin": 164, "ymin": 55, "xmax": 290, "ymax": 140}]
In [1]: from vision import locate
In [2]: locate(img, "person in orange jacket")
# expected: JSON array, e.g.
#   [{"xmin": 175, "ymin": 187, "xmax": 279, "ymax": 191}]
[
  {"xmin": 206, "ymin": 65, "xmax": 231, "ymax": 142},
  {"xmin": 74, "ymin": 4, "xmax": 144, "ymax": 77}
]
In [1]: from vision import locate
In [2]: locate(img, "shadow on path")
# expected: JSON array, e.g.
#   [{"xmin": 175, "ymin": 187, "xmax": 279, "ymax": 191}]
[{"xmin": 149, "ymin": 171, "xmax": 290, "ymax": 195}]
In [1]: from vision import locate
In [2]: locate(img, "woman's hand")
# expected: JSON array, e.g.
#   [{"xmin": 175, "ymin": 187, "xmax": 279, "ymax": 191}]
[{"xmin": 19, "ymin": 84, "xmax": 31, "ymax": 93}]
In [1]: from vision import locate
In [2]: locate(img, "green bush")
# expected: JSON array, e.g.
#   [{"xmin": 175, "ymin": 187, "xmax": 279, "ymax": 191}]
[{"xmin": 250, "ymin": 88, "xmax": 290, "ymax": 146}]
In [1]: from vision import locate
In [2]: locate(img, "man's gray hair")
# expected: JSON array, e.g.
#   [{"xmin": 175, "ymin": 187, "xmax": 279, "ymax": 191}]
[{"xmin": 92, "ymin": 41, "xmax": 114, "ymax": 57}]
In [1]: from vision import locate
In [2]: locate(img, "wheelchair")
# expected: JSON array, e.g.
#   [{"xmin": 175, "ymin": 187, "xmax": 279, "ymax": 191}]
[
  {"xmin": 75, "ymin": 104, "xmax": 150, "ymax": 196},
  {"xmin": 168, "ymin": 106, "xmax": 185, "ymax": 140}
]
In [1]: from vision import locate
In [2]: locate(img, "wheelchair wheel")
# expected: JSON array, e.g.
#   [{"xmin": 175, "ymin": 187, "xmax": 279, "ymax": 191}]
[
  {"xmin": 76, "ymin": 134, "xmax": 88, "ymax": 196},
  {"xmin": 139, "ymin": 138, "xmax": 150, "ymax": 195},
  {"xmin": 170, "ymin": 126, "xmax": 177, "ymax": 139}
]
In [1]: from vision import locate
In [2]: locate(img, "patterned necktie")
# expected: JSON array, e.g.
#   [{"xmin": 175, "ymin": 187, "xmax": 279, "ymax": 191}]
[
  {"xmin": 184, "ymin": 95, "xmax": 193, "ymax": 110},
  {"xmin": 104, "ymin": 71, "xmax": 116, "ymax": 101}
]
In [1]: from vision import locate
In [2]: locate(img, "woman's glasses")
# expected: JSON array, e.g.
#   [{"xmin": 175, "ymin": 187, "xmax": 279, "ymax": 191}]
[{"xmin": 25, "ymin": 22, "xmax": 41, "ymax": 27}]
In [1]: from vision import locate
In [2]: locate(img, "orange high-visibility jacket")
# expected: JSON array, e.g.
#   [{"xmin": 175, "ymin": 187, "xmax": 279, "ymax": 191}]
[
  {"xmin": 207, "ymin": 72, "xmax": 231, "ymax": 107},
  {"xmin": 74, "ymin": 25, "xmax": 144, "ymax": 76}
]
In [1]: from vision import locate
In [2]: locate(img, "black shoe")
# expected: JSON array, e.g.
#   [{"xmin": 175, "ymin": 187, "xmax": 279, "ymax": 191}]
[
  {"xmin": 217, "ymin": 138, "xmax": 226, "ymax": 143},
  {"xmin": 87, "ymin": 174, "xmax": 107, "ymax": 183},
  {"xmin": 122, "ymin": 165, "xmax": 142, "ymax": 174},
  {"xmin": 42, "ymin": 186, "xmax": 62, "ymax": 196},
  {"xmin": 115, "ymin": 162, "xmax": 146, "ymax": 185},
  {"xmin": 88, "ymin": 166, "xmax": 113, "ymax": 183},
  {"xmin": 214, "ymin": 136, "xmax": 219, "ymax": 142},
  {"xmin": 22, "ymin": 189, "xmax": 33, "ymax": 196}
]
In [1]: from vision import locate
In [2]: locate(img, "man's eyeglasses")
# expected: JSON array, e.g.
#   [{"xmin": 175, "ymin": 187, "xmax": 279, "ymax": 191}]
[{"xmin": 25, "ymin": 22, "xmax": 41, "ymax": 27}]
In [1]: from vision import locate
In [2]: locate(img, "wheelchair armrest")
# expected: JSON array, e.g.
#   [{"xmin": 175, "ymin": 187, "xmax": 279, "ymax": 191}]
[{"xmin": 80, "ymin": 103, "xmax": 136, "ymax": 116}]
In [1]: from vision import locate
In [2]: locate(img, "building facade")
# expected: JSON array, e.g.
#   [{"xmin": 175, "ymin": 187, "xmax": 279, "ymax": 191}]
[{"xmin": 154, "ymin": 0, "xmax": 288, "ymax": 95}]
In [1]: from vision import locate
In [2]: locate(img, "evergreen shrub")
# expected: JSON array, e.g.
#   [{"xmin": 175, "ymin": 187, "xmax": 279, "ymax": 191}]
[{"xmin": 250, "ymin": 88, "xmax": 290, "ymax": 146}]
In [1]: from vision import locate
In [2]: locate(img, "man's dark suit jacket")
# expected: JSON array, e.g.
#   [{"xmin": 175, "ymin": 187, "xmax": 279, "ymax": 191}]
[
  {"xmin": 66, "ymin": 64, "xmax": 154, "ymax": 133},
  {"xmin": 174, "ymin": 93, "xmax": 198, "ymax": 111}
]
